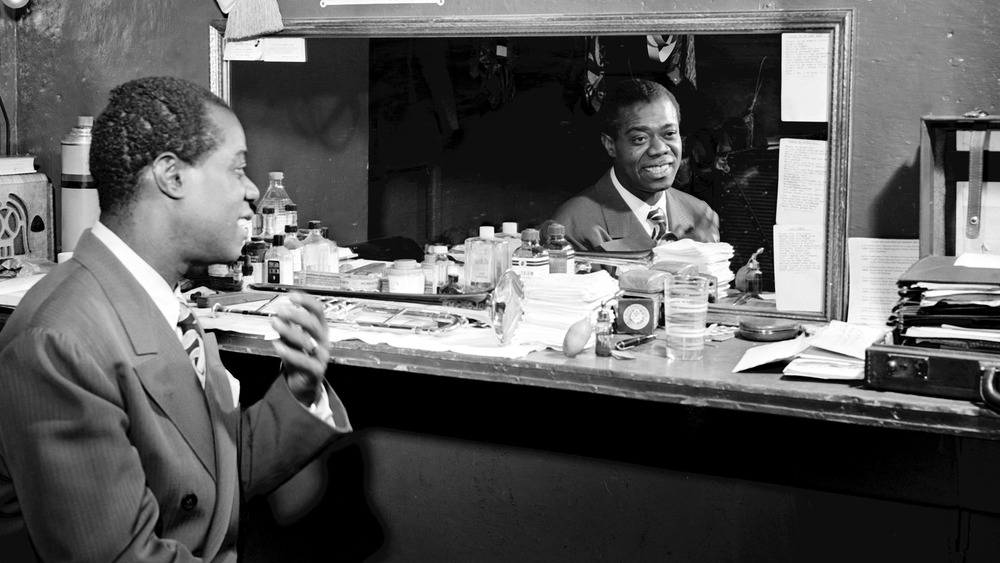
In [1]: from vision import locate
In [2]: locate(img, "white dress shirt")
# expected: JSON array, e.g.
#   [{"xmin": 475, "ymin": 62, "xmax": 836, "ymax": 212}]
[{"xmin": 610, "ymin": 167, "xmax": 668, "ymax": 238}]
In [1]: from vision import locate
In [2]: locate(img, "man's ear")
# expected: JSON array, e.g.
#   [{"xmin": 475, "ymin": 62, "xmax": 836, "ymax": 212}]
[
  {"xmin": 600, "ymin": 133, "xmax": 616, "ymax": 159},
  {"xmin": 150, "ymin": 152, "xmax": 185, "ymax": 200}
]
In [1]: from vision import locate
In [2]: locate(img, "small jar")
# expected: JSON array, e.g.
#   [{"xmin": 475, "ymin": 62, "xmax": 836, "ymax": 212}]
[{"xmin": 386, "ymin": 259, "xmax": 425, "ymax": 294}]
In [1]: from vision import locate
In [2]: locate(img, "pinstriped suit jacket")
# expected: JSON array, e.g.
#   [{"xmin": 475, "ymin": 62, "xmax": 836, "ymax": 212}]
[
  {"xmin": 0, "ymin": 230, "xmax": 350, "ymax": 562},
  {"xmin": 550, "ymin": 169, "xmax": 720, "ymax": 252}
]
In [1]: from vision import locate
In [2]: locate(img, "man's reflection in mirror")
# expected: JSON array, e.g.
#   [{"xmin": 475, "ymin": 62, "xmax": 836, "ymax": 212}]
[{"xmin": 547, "ymin": 78, "xmax": 720, "ymax": 251}]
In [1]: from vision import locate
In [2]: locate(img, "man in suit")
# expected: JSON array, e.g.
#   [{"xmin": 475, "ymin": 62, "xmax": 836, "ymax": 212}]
[
  {"xmin": 0, "ymin": 76, "xmax": 351, "ymax": 562},
  {"xmin": 549, "ymin": 78, "xmax": 719, "ymax": 252}
]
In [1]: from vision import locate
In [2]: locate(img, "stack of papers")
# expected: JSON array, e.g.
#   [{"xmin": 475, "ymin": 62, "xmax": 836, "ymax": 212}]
[
  {"xmin": 652, "ymin": 239, "xmax": 735, "ymax": 291},
  {"xmin": 511, "ymin": 270, "xmax": 620, "ymax": 351},
  {"xmin": 733, "ymin": 321, "xmax": 889, "ymax": 381},
  {"xmin": 890, "ymin": 254, "xmax": 1000, "ymax": 352}
]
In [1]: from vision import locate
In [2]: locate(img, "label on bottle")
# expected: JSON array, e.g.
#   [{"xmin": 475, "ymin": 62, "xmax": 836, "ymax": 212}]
[
  {"xmin": 549, "ymin": 254, "xmax": 575, "ymax": 274},
  {"xmin": 511, "ymin": 256, "xmax": 550, "ymax": 277},
  {"xmin": 266, "ymin": 257, "xmax": 292, "ymax": 284}
]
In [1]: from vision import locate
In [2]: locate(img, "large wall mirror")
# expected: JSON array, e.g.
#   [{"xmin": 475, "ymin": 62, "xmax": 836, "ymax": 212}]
[{"xmin": 210, "ymin": 10, "xmax": 852, "ymax": 323}]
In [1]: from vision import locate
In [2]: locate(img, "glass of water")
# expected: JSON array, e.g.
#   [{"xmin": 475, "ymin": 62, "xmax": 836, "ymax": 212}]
[{"xmin": 664, "ymin": 275, "xmax": 709, "ymax": 360}]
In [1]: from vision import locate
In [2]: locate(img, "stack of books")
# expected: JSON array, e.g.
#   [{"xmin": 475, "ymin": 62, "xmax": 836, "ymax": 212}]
[{"xmin": 889, "ymin": 255, "xmax": 1000, "ymax": 353}]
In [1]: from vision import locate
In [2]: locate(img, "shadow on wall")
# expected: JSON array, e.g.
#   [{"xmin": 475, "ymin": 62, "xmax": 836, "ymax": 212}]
[{"xmin": 868, "ymin": 147, "xmax": 920, "ymax": 239}]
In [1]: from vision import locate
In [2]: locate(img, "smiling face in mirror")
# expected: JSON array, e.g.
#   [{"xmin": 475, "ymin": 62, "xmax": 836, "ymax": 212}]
[
  {"xmin": 600, "ymin": 83, "xmax": 682, "ymax": 202},
  {"xmin": 220, "ymin": 11, "xmax": 851, "ymax": 322}
]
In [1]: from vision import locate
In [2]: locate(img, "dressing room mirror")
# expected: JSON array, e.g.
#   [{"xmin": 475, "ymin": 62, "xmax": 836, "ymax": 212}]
[{"xmin": 210, "ymin": 10, "xmax": 853, "ymax": 323}]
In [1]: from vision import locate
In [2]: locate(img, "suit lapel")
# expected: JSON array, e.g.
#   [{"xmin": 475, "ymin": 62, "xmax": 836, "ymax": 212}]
[
  {"xmin": 72, "ymin": 230, "xmax": 218, "ymax": 479},
  {"xmin": 665, "ymin": 189, "xmax": 696, "ymax": 239},
  {"xmin": 595, "ymin": 171, "xmax": 657, "ymax": 251}
]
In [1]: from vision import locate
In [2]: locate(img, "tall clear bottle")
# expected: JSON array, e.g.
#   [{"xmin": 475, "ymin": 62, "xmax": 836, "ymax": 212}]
[
  {"xmin": 259, "ymin": 207, "xmax": 277, "ymax": 242},
  {"xmin": 463, "ymin": 226, "xmax": 509, "ymax": 291},
  {"xmin": 544, "ymin": 223, "xmax": 575, "ymax": 274},
  {"xmin": 265, "ymin": 234, "xmax": 294, "ymax": 285},
  {"xmin": 257, "ymin": 171, "xmax": 293, "ymax": 234},
  {"xmin": 302, "ymin": 220, "xmax": 331, "ymax": 274},
  {"xmin": 511, "ymin": 228, "xmax": 549, "ymax": 278},
  {"xmin": 497, "ymin": 221, "xmax": 522, "ymax": 264},
  {"xmin": 320, "ymin": 226, "xmax": 340, "ymax": 273}
]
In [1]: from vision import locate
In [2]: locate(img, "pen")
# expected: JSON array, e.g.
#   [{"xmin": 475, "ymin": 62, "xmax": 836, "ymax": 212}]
[{"xmin": 615, "ymin": 334, "xmax": 657, "ymax": 351}]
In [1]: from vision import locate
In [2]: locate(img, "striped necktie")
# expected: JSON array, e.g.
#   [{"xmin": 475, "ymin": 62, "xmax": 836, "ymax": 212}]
[
  {"xmin": 176, "ymin": 301, "xmax": 206, "ymax": 387},
  {"xmin": 647, "ymin": 207, "xmax": 667, "ymax": 242}
]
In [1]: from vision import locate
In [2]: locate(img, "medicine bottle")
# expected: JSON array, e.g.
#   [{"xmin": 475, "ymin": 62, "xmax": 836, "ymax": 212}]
[
  {"xmin": 302, "ymin": 220, "xmax": 330, "ymax": 273},
  {"xmin": 464, "ymin": 226, "xmax": 508, "ymax": 291},
  {"xmin": 283, "ymin": 224, "xmax": 303, "ymax": 281},
  {"xmin": 544, "ymin": 223, "xmax": 575, "ymax": 274},
  {"xmin": 258, "ymin": 171, "xmax": 293, "ymax": 234},
  {"xmin": 265, "ymin": 234, "xmax": 293, "ymax": 285},
  {"xmin": 260, "ymin": 207, "xmax": 277, "ymax": 241},
  {"xmin": 595, "ymin": 307, "xmax": 613, "ymax": 357},
  {"xmin": 511, "ymin": 228, "xmax": 549, "ymax": 278}
]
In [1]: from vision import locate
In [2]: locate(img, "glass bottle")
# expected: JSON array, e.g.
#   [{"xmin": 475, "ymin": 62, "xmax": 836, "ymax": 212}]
[
  {"xmin": 433, "ymin": 245, "xmax": 450, "ymax": 294},
  {"xmin": 302, "ymin": 220, "xmax": 331, "ymax": 274},
  {"xmin": 544, "ymin": 222, "xmax": 575, "ymax": 274},
  {"xmin": 257, "ymin": 171, "xmax": 293, "ymax": 234},
  {"xmin": 497, "ymin": 221, "xmax": 522, "ymax": 263},
  {"xmin": 265, "ymin": 234, "xmax": 293, "ymax": 285},
  {"xmin": 259, "ymin": 207, "xmax": 277, "ymax": 241},
  {"xmin": 283, "ymin": 224, "xmax": 304, "ymax": 282},
  {"xmin": 284, "ymin": 203, "xmax": 298, "ymax": 233},
  {"xmin": 595, "ymin": 306, "xmax": 613, "ymax": 357},
  {"xmin": 320, "ymin": 226, "xmax": 340, "ymax": 273},
  {"xmin": 464, "ymin": 226, "xmax": 508, "ymax": 291},
  {"xmin": 510, "ymin": 228, "xmax": 549, "ymax": 278}
]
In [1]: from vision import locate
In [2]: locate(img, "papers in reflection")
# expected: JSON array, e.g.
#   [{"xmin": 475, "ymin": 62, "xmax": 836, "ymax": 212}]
[
  {"xmin": 846, "ymin": 238, "xmax": 920, "ymax": 326},
  {"xmin": 780, "ymin": 33, "xmax": 831, "ymax": 123},
  {"xmin": 652, "ymin": 239, "xmax": 735, "ymax": 290},
  {"xmin": 732, "ymin": 321, "xmax": 889, "ymax": 381},
  {"xmin": 512, "ymin": 270, "xmax": 620, "ymax": 351},
  {"xmin": 0, "ymin": 273, "xmax": 45, "ymax": 307}
]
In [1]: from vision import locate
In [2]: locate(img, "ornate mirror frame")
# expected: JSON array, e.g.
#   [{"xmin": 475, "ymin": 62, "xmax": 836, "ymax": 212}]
[{"xmin": 209, "ymin": 9, "xmax": 853, "ymax": 324}]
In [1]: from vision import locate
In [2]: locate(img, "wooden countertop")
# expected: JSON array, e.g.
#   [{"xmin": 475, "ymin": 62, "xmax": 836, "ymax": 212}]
[{"xmin": 215, "ymin": 330, "xmax": 1000, "ymax": 440}]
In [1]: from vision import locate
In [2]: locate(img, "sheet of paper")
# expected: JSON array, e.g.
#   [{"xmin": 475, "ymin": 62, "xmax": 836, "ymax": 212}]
[
  {"xmin": 781, "ymin": 33, "xmax": 831, "ymax": 122},
  {"xmin": 224, "ymin": 39, "xmax": 264, "ymax": 61},
  {"xmin": 846, "ymin": 238, "xmax": 920, "ymax": 326},
  {"xmin": 955, "ymin": 252, "xmax": 1000, "ymax": 269},
  {"xmin": 954, "ymin": 181, "xmax": 1000, "ymax": 255},
  {"xmin": 782, "ymin": 358, "xmax": 863, "ymax": 380},
  {"xmin": 809, "ymin": 319, "xmax": 890, "ymax": 360},
  {"xmin": 732, "ymin": 336, "xmax": 811, "ymax": 373},
  {"xmin": 263, "ymin": 38, "xmax": 307, "ymax": 62},
  {"xmin": 776, "ymin": 138, "xmax": 828, "ymax": 225},
  {"xmin": 773, "ymin": 225, "xmax": 824, "ymax": 312}
]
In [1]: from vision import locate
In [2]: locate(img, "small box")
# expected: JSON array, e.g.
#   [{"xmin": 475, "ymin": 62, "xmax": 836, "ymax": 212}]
[
  {"xmin": 919, "ymin": 114, "xmax": 1000, "ymax": 257},
  {"xmin": 616, "ymin": 269, "xmax": 669, "ymax": 335}
]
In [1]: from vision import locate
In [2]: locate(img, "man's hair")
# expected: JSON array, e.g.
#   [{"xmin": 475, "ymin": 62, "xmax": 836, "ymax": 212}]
[
  {"xmin": 91, "ymin": 76, "xmax": 231, "ymax": 217},
  {"xmin": 600, "ymin": 78, "xmax": 681, "ymax": 138}
]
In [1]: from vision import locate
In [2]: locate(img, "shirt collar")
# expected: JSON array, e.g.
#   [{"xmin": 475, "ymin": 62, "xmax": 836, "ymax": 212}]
[
  {"xmin": 90, "ymin": 221, "xmax": 180, "ymax": 329},
  {"xmin": 610, "ymin": 167, "xmax": 667, "ymax": 235}
]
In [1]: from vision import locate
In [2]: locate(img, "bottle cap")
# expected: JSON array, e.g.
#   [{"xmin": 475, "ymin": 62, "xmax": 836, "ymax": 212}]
[
  {"xmin": 308, "ymin": 220, "xmax": 322, "ymax": 229},
  {"xmin": 269, "ymin": 171, "xmax": 284, "ymax": 180},
  {"xmin": 390, "ymin": 259, "xmax": 420, "ymax": 271},
  {"xmin": 262, "ymin": 207, "xmax": 275, "ymax": 214},
  {"xmin": 521, "ymin": 228, "xmax": 539, "ymax": 242},
  {"xmin": 284, "ymin": 224, "xmax": 298, "ymax": 233},
  {"xmin": 548, "ymin": 223, "xmax": 565, "ymax": 237},
  {"xmin": 479, "ymin": 226, "xmax": 495, "ymax": 238},
  {"xmin": 502, "ymin": 222, "xmax": 518, "ymax": 235},
  {"xmin": 285, "ymin": 203, "xmax": 297, "ymax": 211},
  {"xmin": 272, "ymin": 234, "xmax": 285, "ymax": 246}
]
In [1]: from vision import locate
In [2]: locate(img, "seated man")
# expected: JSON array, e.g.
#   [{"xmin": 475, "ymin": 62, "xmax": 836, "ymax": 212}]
[{"xmin": 549, "ymin": 78, "xmax": 720, "ymax": 251}]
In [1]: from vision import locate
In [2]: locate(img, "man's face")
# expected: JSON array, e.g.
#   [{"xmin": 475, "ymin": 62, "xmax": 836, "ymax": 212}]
[
  {"xmin": 601, "ymin": 95, "xmax": 681, "ymax": 201},
  {"xmin": 182, "ymin": 105, "xmax": 259, "ymax": 264}
]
